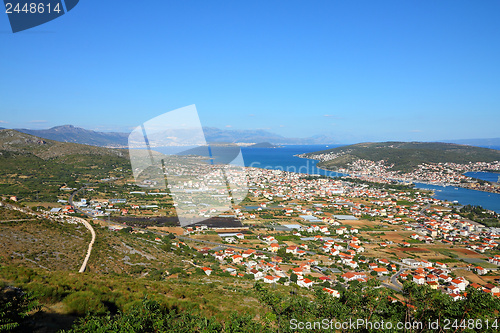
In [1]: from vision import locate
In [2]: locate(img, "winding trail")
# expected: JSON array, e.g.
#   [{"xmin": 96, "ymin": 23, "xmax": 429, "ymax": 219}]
[
  {"xmin": 76, "ymin": 217, "xmax": 96, "ymax": 273},
  {"xmin": 68, "ymin": 186, "xmax": 96, "ymax": 273}
]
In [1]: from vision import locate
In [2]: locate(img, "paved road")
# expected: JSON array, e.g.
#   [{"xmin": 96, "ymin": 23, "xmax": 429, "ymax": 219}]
[
  {"xmin": 419, "ymin": 203, "xmax": 431, "ymax": 216},
  {"xmin": 381, "ymin": 282, "xmax": 401, "ymax": 292},
  {"xmin": 390, "ymin": 268, "xmax": 405, "ymax": 290}
]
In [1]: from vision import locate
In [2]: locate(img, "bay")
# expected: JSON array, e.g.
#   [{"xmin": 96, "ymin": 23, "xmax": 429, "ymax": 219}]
[
  {"xmin": 465, "ymin": 171, "xmax": 500, "ymax": 183},
  {"xmin": 240, "ymin": 144, "xmax": 346, "ymax": 177},
  {"xmin": 413, "ymin": 182, "xmax": 500, "ymax": 214}
]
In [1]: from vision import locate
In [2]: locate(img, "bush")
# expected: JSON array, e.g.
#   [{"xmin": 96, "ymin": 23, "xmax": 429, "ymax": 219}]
[
  {"xmin": 0, "ymin": 287, "xmax": 40, "ymax": 332},
  {"xmin": 63, "ymin": 298, "xmax": 267, "ymax": 333},
  {"xmin": 27, "ymin": 283, "xmax": 65, "ymax": 303},
  {"xmin": 63, "ymin": 291, "xmax": 106, "ymax": 315}
]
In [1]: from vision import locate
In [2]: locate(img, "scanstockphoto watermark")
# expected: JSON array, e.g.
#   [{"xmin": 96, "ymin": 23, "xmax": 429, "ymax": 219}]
[
  {"xmin": 290, "ymin": 319, "xmax": 415, "ymax": 331},
  {"xmin": 128, "ymin": 105, "xmax": 248, "ymax": 227},
  {"xmin": 248, "ymin": 160, "xmax": 345, "ymax": 178},
  {"xmin": 290, "ymin": 318, "xmax": 499, "ymax": 331}
]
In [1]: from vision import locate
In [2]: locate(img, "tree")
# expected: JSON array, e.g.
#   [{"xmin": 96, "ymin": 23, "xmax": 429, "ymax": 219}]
[
  {"xmin": 0, "ymin": 287, "xmax": 40, "ymax": 332},
  {"xmin": 276, "ymin": 248, "xmax": 293, "ymax": 262},
  {"xmin": 254, "ymin": 282, "xmax": 293, "ymax": 333},
  {"xmin": 64, "ymin": 298, "xmax": 271, "ymax": 332}
]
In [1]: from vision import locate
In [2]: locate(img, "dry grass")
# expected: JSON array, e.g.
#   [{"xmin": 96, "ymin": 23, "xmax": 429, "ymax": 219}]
[
  {"xmin": 0, "ymin": 219, "xmax": 88, "ymax": 271},
  {"xmin": 365, "ymin": 230, "xmax": 413, "ymax": 243},
  {"xmin": 190, "ymin": 234, "xmax": 222, "ymax": 242},
  {"xmin": 337, "ymin": 219, "xmax": 375, "ymax": 227},
  {"xmin": 454, "ymin": 269, "xmax": 488, "ymax": 285},
  {"xmin": 149, "ymin": 226, "xmax": 184, "ymax": 235}
]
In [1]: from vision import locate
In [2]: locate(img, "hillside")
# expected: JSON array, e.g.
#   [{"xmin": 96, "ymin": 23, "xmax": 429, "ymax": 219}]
[
  {"xmin": 16, "ymin": 125, "xmax": 130, "ymax": 148},
  {"xmin": 0, "ymin": 129, "xmax": 128, "ymax": 160},
  {"xmin": 0, "ymin": 130, "xmax": 130, "ymax": 201},
  {"xmin": 303, "ymin": 141, "xmax": 500, "ymax": 172},
  {"xmin": 0, "ymin": 203, "xmax": 267, "ymax": 332}
]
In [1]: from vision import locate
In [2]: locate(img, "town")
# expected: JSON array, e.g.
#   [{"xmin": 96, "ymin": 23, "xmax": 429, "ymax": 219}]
[
  {"xmin": 300, "ymin": 149, "xmax": 500, "ymax": 194},
  {"xmin": 43, "ymin": 165, "xmax": 500, "ymax": 304}
]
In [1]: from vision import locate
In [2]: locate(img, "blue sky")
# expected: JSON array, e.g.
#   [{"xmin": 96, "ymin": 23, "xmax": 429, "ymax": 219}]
[{"xmin": 1, "ymin": 0, "xmax": 499, "ymax": 143}]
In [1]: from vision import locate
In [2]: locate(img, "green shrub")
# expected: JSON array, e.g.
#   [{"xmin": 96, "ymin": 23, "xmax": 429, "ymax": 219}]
[{"xmin": 63, "ymin": 291, "xmax": 106, "ymax": 315}]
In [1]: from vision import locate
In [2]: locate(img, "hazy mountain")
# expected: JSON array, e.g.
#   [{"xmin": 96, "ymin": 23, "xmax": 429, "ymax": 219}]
[
  {"xmin": 202, "ymin": 127, "xmax": 334, "ymax": 144},
  {"xmin": 442, "ymin": 138, "xmax": 500, "ymax": 148},
  {"xmin": 16, "ymin": 125, "xmax": 130, "ymax": 148},
  {"xmin": 0, "ymin": 129, "xmax": 127, "ymax": 159},
  {"xmin": 15, "ymin": 125, "xmax": 338, "ymax": 147}
]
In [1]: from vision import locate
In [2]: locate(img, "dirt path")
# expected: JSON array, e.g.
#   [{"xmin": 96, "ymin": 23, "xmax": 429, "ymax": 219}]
[{"xmin": 76, "ymin": 217, "xmax": 96, "ymax": 273}]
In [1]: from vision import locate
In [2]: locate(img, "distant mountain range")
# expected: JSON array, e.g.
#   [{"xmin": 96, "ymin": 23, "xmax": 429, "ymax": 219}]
[
  {"xmin": 13, "ymin": 125, "xmax": 338, "ymax": 147},
  {"xmin": 442, "ymin": 138, "xmax": 500, "ymax": 148},
  {"xmin": 16, "ymin": 125, "xmax": 130, "ymax": 148},
  {"xmin": 7, "ymin": 125, "xmax": 500, "ymax": 149}
]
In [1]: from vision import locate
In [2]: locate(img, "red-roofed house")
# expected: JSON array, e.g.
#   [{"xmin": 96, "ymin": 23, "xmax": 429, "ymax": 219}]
[
  {"xmin": 323, "ymin": 287, "xmax": 340, "ymax": 298},
  {"xmin": 263, "ymin": 275, "xmax": 279, "ymax": 284},
  {"xmin": 451, "ymin": 279, "xmax": 466, "ymax": 291},
  {"xmin": 413, "ymin": 275, "xmax": 425, "ymax": 285},
  {"xmin": 427, "ymin": 281, "xmax": 438, "ymax": 289},
  {"xmin": 242, "ymin": 249, "xmax": 256, "ymax": 258},
  {"xmin": 232, "ymin": 255, "xmax": 243, "ymax": 264},
  {"xmin": 373, "ymin": 267, "xmax": 388, "ymax": 276},
  {"xmin": 341, "ymin": 272, "xmax": 367, "ymax": 282},
  {"xmin": 298, "ymin": 278, "xmax": 314, "ymax": 288}
]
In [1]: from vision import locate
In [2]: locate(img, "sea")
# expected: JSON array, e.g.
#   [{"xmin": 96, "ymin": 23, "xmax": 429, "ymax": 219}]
[
  {"xmin": 241, "ymin": 144, "xmax": 344, "ymax": 177},
  {"xmin": 237, "ymin": 145, "xmax": 500, "ymax": 214}
]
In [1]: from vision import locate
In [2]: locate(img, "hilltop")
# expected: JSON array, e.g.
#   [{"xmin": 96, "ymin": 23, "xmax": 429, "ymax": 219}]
[
  {"xmin": 0, "ymin": 129, "xmax": 128, "ymax": 159},
  {"xmin": 303, "ymin": 141, "xmax": 500, "ymax": 172},
  {"xmin": 16, "ymin": 125, "xmax": 130, "ymax": 148},
  {"xmin": 248, "ymin": 142, "xmax": 279, "ymax": 148}
]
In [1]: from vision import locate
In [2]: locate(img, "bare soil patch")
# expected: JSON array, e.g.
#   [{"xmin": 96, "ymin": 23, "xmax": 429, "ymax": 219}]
[
  {"xmin": 149, "ymin": 226, "xmax": 185, "ymax": 235},
  {"xmin": 393, "ymin": 247, "xmax": 430, "ymax": 253},
  {"xmin": 481, "ymin": 275, "xmax": 500, "ymax": 283},
  {"xmin": 454, "ymin": 269, "xmax": 487, "ymax": 285}
]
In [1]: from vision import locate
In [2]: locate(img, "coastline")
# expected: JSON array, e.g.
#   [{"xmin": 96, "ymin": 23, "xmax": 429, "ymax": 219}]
[
  {"xmin": 303, "ymin": 159, "xmax": 500, "ymax": 213},
  {"xmin": 301, "ymin": 156, "xmax": 500, "ymax": 195}
]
